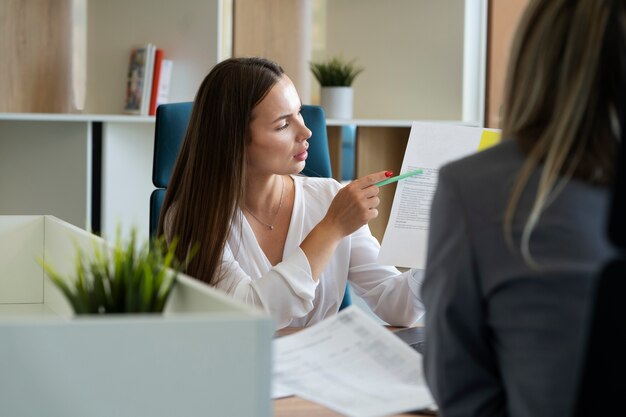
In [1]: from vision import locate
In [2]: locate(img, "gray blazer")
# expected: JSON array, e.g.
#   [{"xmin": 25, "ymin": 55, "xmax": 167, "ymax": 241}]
[{"xmin": 421, "ymin": 139, "xmax": 615, "ymax": 417}]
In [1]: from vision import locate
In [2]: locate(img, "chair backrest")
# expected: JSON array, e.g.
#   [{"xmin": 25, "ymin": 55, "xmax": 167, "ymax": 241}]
[
  {"xmin": 150, "ymin": 102, "xmax": 351, "ymax": 309},
  {"xmin": 150, "ymin": 102, "xmax": 193, "ymax": 238},
  {"xmin": 152, "ymin": 102, "xmax": 194, "ymax": 189},
  {"xmin": 299, "ymin": 105, "xmax": 332, "ymax": 178}
]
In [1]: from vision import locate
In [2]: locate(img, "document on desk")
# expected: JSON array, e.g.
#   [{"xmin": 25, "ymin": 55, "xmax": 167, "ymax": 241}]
[
  {"xmin": 272, "ymin": 306, "xmax": 434, "ymax": 417},
  {"xmin": 378, "ymin": 122, "xmax": 501, "ymax": 268}
]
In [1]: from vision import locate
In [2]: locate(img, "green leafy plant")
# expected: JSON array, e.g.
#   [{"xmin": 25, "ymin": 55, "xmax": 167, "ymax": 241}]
[
  {"xmin": 310, "ymin": 56, "xmax": 364, "ymax": 87},
  {"xmin": 40, "ymin": 230, "xmax": 187, "ymax": 314}
]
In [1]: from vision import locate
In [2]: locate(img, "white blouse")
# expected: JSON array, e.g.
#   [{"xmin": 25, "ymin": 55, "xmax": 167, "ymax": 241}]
[{"xmin": 216, "ymin": 175, "xmax": 424, "ymax": 329}]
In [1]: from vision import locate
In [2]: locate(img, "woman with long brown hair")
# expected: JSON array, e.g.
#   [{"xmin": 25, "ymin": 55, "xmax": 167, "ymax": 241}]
[
  {"xmin": 421, "ymin": 0, "xmax": 624, "ymax": 416},
  {"xmin": 159, "ymin": 57, "xmax": 424, "ymax": 329}
]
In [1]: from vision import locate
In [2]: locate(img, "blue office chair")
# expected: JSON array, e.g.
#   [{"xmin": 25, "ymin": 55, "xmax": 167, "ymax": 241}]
[
  {"xmin": 341, "ymin": 125, "xmax": 357, "ymax": 181},
  {"xmin": 150, "ymin": 102, "xmax": 194, "ymax": 239},
  {"xmin": 151, "ymin": 103, "xmax": 351, "ymax": 310},
  {"xmin": 299, "ymin": 105, "xmax": 332, "ymax": 178}
]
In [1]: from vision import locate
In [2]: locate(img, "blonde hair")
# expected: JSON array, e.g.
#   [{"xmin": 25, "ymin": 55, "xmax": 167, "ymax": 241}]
[{"xmin": 501, "ymin": 0, "xmax": 624, "ymax": 266}]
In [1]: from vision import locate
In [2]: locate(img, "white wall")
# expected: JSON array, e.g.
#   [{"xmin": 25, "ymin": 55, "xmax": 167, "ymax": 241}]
[
  {"xmin": 0, "ymin": 121, "xmax": 90, "ymax": 229},
  {"xmin": 317, "ymin": 0, "xmax": 465, "ymax": 121}
]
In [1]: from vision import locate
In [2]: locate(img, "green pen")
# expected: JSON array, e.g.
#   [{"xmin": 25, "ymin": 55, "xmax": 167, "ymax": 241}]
[{"xmin": 375, "ymin": 169, "xmax": 424, "ymax": 187}]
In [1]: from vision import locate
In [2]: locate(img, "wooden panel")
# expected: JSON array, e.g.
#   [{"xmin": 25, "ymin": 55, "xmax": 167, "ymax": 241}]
[
  {"xmin": 485, "ymin": 0, "xmax": 529, "ymax": 128},
  {"xmin": 233, "ymin": 0, "xmax": 312, "ymax": 103},
  {"xmin": 326, "ymin": 125, "xmax": 343, "ymax": 182},
  {"xmin": 0, "ymin": 0, "xmax": 74, "ymax": 112},
  {"xmin": 356, "ymin": 127, "xmax": 410, "ymax": 242}
]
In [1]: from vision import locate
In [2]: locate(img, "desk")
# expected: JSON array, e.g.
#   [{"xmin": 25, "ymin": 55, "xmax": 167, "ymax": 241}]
[
  {"xmin": 273, "ymin": 327, "xmax": 434, "ymax": 417},
  {"xmin": 274, "ymin": 395, "xmax": 430, "ymax": 416}
]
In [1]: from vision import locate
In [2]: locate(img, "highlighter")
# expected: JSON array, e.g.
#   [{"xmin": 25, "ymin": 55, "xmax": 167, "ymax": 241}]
[{"xmin": 375, "ymin": 169, "xmax": 423, "ymax": 187}]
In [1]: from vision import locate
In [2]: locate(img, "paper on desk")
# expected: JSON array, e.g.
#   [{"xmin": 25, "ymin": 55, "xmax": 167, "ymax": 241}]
[
  {"xmin": 378, "ymin": 122, "xmax": 501, "ymax": 268},
  {"xmin": 272, "ymin": 306, "xmax": 434, "ymax": 417},
  {"xmin": 271, "ymin": 381, "xmax": 295, "ymax": 399}
]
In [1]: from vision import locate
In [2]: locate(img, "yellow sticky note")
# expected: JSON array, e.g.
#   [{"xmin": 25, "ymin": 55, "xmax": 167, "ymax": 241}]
[{"xmin": 478, "ymin": 130, "xmax": 501, "ymax": 151}]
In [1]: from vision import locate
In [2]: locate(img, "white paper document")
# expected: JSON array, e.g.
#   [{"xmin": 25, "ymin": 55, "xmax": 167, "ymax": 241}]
[
  {"xmin": 378, "ymin": 122, "xmax": 501, "ymax": 268},
  {"xmin": 272, "ymin": 306, "xmax": 434, "ymax": 417}
]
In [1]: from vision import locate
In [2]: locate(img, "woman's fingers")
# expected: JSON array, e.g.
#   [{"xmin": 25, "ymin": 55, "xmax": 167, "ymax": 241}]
[
  {"xmin": 352, "ymin": 170, "xmax": 390, "ymax": 189},
  {"xmin": 367, "ymin": 196, "xmax": 380, "ymax": 210},
  {"xmin": 322, "ymin": 171, "xmax": 391, "ymax": 237},
  {"xmin": 345, "ymin": 170, "xmax": 391, "ymax": 198}
]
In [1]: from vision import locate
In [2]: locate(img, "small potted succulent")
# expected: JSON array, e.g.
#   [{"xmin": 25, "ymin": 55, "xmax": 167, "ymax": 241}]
[{"xmin": 310, "ymin": 56, "xmax": 364, "ymax": 119}]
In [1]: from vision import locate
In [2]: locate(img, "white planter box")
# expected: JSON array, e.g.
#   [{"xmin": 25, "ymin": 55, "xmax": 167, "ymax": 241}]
[{"xmin": 0, "ymin": 215, "xmax": 273, "ymax": 417}]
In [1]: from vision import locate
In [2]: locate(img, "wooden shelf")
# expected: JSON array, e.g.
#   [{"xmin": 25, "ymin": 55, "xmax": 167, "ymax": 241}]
[
  {"xmin": 0, "ymin": 113, "xmax": 155, "ymax": 123},
  {"xmin": 326, "ymin": 118, "xmax": 480, "ymax": 127}
]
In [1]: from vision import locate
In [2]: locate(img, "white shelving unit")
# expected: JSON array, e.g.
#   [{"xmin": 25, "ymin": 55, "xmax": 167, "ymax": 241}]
[{"xmin": 0, "ymin": 0, "xmax": 222, "ymax": 243}]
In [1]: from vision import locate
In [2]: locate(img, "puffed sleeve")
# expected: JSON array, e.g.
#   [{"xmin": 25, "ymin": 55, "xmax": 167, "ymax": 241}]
[
  {"xmin": 421, "ymin": 166, "xmax": 505, "ymax": 417},
  {"xmin": 347, "ymin": 225, "xmax": 425, "ymax": 327},
  {"xmin": 214, "ymin": 242, "xmax": 319, "ymax": 329}
]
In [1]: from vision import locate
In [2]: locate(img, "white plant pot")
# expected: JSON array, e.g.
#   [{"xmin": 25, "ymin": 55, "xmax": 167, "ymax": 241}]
[{"xmin": 321, "ymin": 86, "xmax": 353, "ymax": 119}]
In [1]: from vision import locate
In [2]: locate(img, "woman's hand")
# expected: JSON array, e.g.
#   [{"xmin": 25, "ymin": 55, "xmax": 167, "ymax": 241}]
[
  {"xmin": 320, "ymin": 171, "xmax": 390, "ymax": 238},
  {"xmin": 300, "ymin": 171, "xmax": 390, "ymax": 280}
]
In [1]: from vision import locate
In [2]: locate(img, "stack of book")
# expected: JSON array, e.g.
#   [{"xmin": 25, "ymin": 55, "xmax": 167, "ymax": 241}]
[{"xmin": 124, "ymin": 43, "xmax": 173, "ymax": 116}]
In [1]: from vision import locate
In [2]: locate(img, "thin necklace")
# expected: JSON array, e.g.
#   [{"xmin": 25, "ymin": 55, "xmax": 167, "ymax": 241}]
[{"xmin": 245, "ymin": 176, "xmax": 285, "ymax": 231}]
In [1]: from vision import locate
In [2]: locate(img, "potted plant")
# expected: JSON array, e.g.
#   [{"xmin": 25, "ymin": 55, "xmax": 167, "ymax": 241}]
[
  {"xmin": 1, "ymin": 215, "xmax": 274, "ymax": 417},
  {"xmin": 41, "ymin": 229, "xmax": 186, "ymax": 314},
  {"xmin": 310, "ymin": 56, "xmax": 364, "ymax": 119}
]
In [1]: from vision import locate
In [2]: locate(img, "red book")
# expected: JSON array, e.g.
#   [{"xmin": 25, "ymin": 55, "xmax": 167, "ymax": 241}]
[{"xmin": 149, "ymin": 48, "xmax": 164, "ymax": 116}]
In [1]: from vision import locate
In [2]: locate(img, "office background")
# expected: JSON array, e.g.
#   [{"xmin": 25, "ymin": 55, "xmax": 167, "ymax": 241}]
[{"xmin": 0, "ymin": 0, "xmax": 526, "ymax": 243}]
